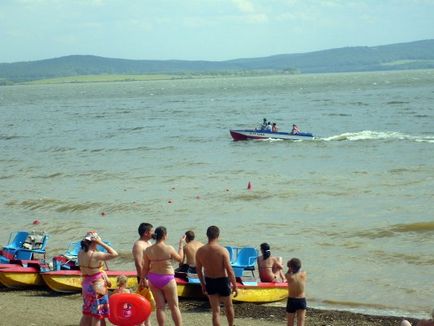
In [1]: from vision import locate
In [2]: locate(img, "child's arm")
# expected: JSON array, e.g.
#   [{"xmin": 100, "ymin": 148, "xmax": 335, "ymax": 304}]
[{"xmin": 101, "ymin": 270, "xmax": 112, "ymax": 288}]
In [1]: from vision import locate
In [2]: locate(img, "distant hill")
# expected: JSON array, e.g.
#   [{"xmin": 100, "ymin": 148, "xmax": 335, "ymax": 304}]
[{"xmin": 1, "ymin": 39, "xmax": 434, "ymax": 84}]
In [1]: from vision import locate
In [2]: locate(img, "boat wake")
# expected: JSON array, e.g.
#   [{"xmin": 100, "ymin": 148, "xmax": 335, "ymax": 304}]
[{"xmin": 322, "ymin": 130, "xmax": 434, "ymax": 143}]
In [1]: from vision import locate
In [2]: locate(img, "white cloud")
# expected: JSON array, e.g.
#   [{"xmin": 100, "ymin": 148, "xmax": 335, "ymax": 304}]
[
  {"xmin": 232, "ymin": 0, "xmax": 256, "ymax": 13},
  {"xmin": 230, "ymin": 0, "xmax": 268, "ymax": 23}
]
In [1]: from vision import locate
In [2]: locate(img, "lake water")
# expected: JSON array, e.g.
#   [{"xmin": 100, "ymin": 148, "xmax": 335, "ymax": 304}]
[{"xmin": 1, "ymin": 70, "xmax": 433, "ymax": 318}]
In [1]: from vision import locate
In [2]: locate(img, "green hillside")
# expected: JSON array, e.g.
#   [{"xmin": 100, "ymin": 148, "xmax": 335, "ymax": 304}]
[{"xmin": 1, "ymin": 39, "xmax": 434, "ymax": 84}]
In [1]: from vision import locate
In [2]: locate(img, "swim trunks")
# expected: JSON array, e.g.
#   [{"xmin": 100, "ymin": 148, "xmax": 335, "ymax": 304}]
[
  {"xmin": 286, "ymin": 297, "xmax": 307, "ymax": 313},
  {"xmin": 205, "ymin": 277, "xmax": 231, "ymax": 296}
]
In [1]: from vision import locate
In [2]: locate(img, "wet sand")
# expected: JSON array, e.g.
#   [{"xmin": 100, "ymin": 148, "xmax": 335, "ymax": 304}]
[{"xmin": 0, "ymin": 288, "xmax": 419, "ymax": 326}]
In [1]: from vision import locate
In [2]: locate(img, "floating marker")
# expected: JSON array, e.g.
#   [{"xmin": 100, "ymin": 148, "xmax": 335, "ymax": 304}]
[
  {"xmin": 32, "ymin": 219, "xmax": 41, "ymax": 225},
  {"xmin": 247, "ymin": 181, "xmax": 252, "ymax": 190},
  {"xmin": 168, "ymin": 200, "xmax": 173, "ymax": 204},
  {"xmin": 101, "ymin": 212, "xmax": 106, "ymax": 216}
]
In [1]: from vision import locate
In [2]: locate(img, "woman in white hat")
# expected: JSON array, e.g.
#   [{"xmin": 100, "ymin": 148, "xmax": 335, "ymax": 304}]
[{"xmin": 78, "ymin": 231, "xmax": 118, "ymax": 326}]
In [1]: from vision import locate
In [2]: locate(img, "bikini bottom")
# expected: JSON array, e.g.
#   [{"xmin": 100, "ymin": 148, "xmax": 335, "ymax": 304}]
[{"xmin": 147, "ymin": 272, "xmax": 175, "ymax": 289}]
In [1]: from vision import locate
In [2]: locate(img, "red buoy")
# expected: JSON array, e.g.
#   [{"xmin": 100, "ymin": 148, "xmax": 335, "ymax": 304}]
[
  {"xmin": 32, "ymin": 219, "xmax": 41, "ymax": 225},
  {"xmin": 109, "ymin": 293, "xmax": 151, "ymax": 326}
]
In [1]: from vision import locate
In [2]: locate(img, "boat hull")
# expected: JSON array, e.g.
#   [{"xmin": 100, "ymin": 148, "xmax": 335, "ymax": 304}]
[
  {"xmin": 176, "ymin": 276, "xmax": 287, "ymax": 303},
  {"xmin": 41, "ymin": 271, "xmax": 286, "ymax": 302},
  {"xmin": 0, "ymin": 266, "xmax": 44, "ymax": 288},
  {"xmin": 233, "ymin": 282, "xmax": 287, "ymax": 303},
  {"xmin": 41, "ymin": 270, "xmax": 138, "ymax": 293},
  {"xmin": 230, "ymin": 129, "xmax": 314, "ymax": 141}
]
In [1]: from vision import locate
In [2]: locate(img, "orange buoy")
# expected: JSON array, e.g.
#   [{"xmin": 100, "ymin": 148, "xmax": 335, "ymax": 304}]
[{"xmin": 109, "ymin": 293, "xmax": 151, "ymax": 326}]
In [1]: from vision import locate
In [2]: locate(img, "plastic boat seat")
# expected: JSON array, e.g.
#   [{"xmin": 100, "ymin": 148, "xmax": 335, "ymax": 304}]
[
  {"xmin": 1, "ymin": 231, "xmax": 48, "ymax": 262},
  {"xmin": 231, "ymin": 247, "xmax": 258, "ymax": 277},
  {"xmin": 3, "ymin": 231, "xmax": 29, "ymax": 250},
  {"xmin": 225, "ymin": 246, "xmax": 237, "ymax": 264}
]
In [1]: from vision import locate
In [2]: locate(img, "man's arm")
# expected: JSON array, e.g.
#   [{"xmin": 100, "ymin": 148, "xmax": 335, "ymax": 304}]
[
  {"xmin": 195, "ymin": 249, "xmax": 207, "ymax": 294},
  {"xmin": 140, "ymin": 251, "xmax": 150, "ymax": 288},
  {"xmin": 132, "ymin": 242, "xmax": 144, "ymax": 275},
  {"xmin": 223, "ymin": 249, "xmax": 238, "ymax": 297}
]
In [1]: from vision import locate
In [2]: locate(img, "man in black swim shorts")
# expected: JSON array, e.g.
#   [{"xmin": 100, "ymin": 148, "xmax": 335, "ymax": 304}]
[
  {"xmin": 196, "ymin": 226, "xmax": 238, "ymax": 326},
  {"xmin": 285, "ymin": 258, "xmax": 307, "ymax": 326},
  {"xmin": 286, "ymin": 297, "xmax": 307, "ymax": 313},
  {"xmin": 205, "ymin": 276, "xmax": 231, "ymax": 296}
]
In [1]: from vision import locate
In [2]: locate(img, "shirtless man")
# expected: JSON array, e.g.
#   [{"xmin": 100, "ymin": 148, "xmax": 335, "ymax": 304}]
[
  {"xmin": 176, "ymin": 230, "xmax": 203, "ymax": 273},
  {"xmin": 132, "ymin": 222, "xmax": 153, "ymax": 326},
  {"xmin": 285, "ymin": 258, "xmax": 307, "ymax": 326},
  {"xmin": 196, "ymin": 226, "xmax": 238, "ymax": 326}
]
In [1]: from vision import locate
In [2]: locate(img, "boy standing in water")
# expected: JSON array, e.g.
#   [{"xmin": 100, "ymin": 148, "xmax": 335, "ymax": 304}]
[{"xmin": 285, "ymin": 258, "xmax": 307, "ymax": 326}]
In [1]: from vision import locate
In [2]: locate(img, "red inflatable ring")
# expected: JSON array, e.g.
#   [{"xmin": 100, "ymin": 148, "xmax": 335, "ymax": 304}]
[{"xmin": 109, "ymin": 293, "xmax": 152, "ymax": 326}]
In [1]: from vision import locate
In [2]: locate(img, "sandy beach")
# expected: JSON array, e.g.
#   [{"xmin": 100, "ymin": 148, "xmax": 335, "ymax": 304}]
[{"xmin": 0, "ymin": 288, "xmax": 418, "ymax": 326}]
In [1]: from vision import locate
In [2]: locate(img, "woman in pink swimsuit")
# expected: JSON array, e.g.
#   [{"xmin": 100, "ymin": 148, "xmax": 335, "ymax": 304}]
[
  {"xmin": 141, "ymin": 226, "xmax": 185, "ymax": 326},
  {"xmin": 78, "ymin": 231, "xmax": 118, "ymax": 326}
]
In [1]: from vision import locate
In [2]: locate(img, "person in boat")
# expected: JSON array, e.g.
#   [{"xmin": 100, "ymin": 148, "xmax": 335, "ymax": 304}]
[
  {"xmin": 291, "ymin": 124, "xmax": 300, "ymax": 134},
  {"xmin": 175, "ymin": 230, "xmax": 203, "ymax": 274},
  {"xmin": 260, "ymin": 118, "xmax": 268, "ymax": 130},
  {"xmin": 78, "ymin": 231, "xmax": 119, "ymax": 326},
  {"xmin": 285, "ymin": 258, "xmax": 307, "ymax": 326},
  {"xmin": 257, "ymin": 243, "xmax": 285, "ymax": 282},
  {"xmin": 196, "ymin": 225, "xmax": 238, "ymax": 326},
  {"xmin": 266, "ymin": 121, "xmax": 272, "ymax": 131},
  {"xmin": 272, "ymin": 122, "xmax": 278, "ymax": 133},
  {"xmin": 141, "ymin": 226, "xmax": 185, "ymax": 326}
]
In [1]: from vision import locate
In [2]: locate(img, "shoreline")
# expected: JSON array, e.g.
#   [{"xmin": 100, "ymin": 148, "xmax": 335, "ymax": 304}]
[{"xmin": 0, "ymin": 288, "xmax": 419, "ymax": 325}]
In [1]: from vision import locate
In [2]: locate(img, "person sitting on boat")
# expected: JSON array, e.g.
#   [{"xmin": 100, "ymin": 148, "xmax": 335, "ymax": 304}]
[
  {"xmin": 257, "ymin": 243, "xmax": 285, "ymax": 282},
  {"xmin": 265, "ymin": 122, "xmax": 272, "ymax": 132},
  {"xmin": 78, "ymin": 231, "xmax": 118, "ymax": 326},
  {"xmin": 291, "ymin": 124, "xmax": 300, "ymax": 134},
  {"xmin": 272, "ymin": 122, "xmax": 278, "ymax": 133},
  {"xmin": 258, "ymin": 118, "xmax": 268, "ymax": 130},
  {"xmin": 175, "ymin": 230, "xmax": 203, "ymax": 274}
]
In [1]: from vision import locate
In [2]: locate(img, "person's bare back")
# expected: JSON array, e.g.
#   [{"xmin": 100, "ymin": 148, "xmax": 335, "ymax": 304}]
[
  {"xmin": 285, "ymin": 258, "xmax": 307, "ymax": 326},
  {"xmin": 286, "ymin": 270, "xmax": 306, "ymax": 298},
  {"xmin": 196, "ymin": 243, "xmax": 228, "ymax": 278},
  {"xmin": 184, "ymin": 240, "xmax": 203, "ymax": 267},
  {"xmin": 195, "ymin": 226, "xmax": 238, "ymax": 326}
]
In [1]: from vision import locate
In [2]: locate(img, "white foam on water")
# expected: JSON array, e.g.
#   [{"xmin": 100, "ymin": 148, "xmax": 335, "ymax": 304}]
[{"xmin": 322, "ymin": 130, "xmax": 434, "ymax": 143}]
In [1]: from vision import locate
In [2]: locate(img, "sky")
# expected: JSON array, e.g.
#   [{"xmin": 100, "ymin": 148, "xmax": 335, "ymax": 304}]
[{"xmin": 1, "ymin": 0, "xmax": 434, "ymax": 63}]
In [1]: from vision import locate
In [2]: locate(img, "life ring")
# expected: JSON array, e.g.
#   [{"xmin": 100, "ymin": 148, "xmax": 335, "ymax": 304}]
[{"xmin": 109, "ymin": 293, "xmax": 152, "ymax": 326}]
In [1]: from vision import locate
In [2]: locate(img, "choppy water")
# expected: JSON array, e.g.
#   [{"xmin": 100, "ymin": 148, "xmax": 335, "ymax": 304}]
[{"xmin": 1, "ymin": 70, "xmax": 433, "ymax": 317}]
